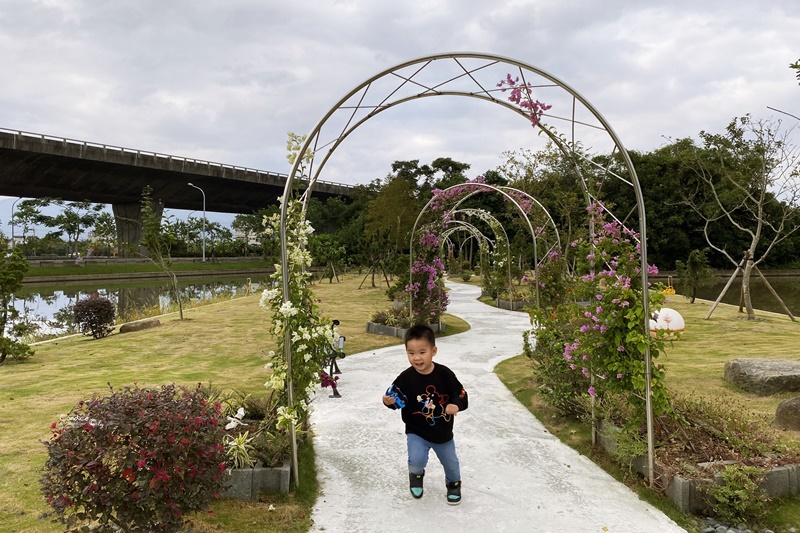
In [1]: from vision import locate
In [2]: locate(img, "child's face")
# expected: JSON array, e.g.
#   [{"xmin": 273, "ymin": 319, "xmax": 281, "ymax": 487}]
[{"xmin": 406, "ymin": 337, "xmax": 437, "ymax": 375}]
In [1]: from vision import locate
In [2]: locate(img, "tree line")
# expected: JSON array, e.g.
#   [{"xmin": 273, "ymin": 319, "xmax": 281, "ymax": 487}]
[
  {"xmin": 7, "ymin": 114, "xmax": 798, "ymax": 283},
  {"xmin": 304, "ymin": 116, "xmax": 799, "ymax": 281}
]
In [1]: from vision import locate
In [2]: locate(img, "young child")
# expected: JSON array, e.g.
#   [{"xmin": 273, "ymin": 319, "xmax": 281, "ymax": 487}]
[{"xmin": 382, "ymin": 324, "xmax": 469, "ymax": 505}]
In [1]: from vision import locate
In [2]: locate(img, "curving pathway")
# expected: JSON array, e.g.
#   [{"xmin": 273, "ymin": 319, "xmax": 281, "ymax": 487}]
[{"xmin": 309, "ymin": 281, "xmax": 685, "ymax": 533}]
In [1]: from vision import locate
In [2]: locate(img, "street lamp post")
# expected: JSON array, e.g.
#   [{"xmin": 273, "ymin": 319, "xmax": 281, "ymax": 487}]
[
  {"xmin": 10, "ymin": 197, "xmax": 20, "ymax": 248},
  {"xmin": 187, "ymin": 183, "xmax": 206, "ymax": 262}
]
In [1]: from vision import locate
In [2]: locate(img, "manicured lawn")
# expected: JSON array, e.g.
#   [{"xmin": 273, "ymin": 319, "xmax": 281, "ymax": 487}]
[
  {"xmin": 657, "ymin": 296, "xmax": 800, "ymax": 423},
  {"xmin": 0, "ymin": 274, "xmax": 468, "ymax": 532}
]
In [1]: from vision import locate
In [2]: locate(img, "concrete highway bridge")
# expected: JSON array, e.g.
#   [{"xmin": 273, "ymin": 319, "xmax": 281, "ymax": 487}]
[{"xmin": 0, "ymin": 128, "xmax": 355, "ymax": 248}]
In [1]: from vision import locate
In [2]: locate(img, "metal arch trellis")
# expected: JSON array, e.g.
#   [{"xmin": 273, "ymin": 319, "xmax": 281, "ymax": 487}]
[
  {"xmin": 448, "ymin": 186, "xmax": 561, "ymax": 254},
  {"xmin": 440, "ymin": 223, "xmax": 495, "ymax": 268},
  {"xmin": 445, "ymin": 183, "xmax": 563, "ymax": 269},
  {"xmin": 440, "ymin": 220, "xmax": 495, "ymax": 250},
  {"xmin": 497, "ymin": 186, "xmax": 562, "ymax": 258},
  {"xmin": 409, "ymin": 182, "xmax": 548, "ymax": 309},
  {"xmin": 440, "ymin": 209, "xmax": 514, "ymax": 305},
  {"xmin": 457, "ymin": 233, "xmax": 487, "ymax": 258},
  {"xmin": 279, "ymin": 52, "xmax": 655, "ymax": 487}
]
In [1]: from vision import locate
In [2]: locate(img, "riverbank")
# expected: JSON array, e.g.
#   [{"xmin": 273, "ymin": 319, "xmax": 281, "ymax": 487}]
[
  {"xmin": 22, "ymin": 257, "xmax": 275, "ymax": 285},
  {"xmin": 653, "ymin": 269, "xmax": 800, "ymax": 280}
]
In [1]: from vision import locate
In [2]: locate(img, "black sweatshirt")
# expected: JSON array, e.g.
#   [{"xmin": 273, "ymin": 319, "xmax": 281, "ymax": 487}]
[{"xmin": 385, "ymin": 363, "xmax": 469, "ymax": 444}]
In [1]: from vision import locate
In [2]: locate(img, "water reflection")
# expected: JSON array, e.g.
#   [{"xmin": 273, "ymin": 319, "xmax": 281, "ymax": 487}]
[
  {"xmin": 12, "ymin": 275, "xmax": 271, "ymax": 339},
  {"xmin": 674, "ymin": 277, "xmax": 800, "ymax": 315}
]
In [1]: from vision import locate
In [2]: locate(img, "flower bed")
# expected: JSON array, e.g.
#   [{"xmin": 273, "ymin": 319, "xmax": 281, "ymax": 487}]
[{"xmin": 597, "ymin": 419, "xmax": 800, "ymax": 514}]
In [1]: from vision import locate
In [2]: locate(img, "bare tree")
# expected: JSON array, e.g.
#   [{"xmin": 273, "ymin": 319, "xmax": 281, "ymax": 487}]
[
  {"xmin": 139, "ymin": 186, "xmax": 184, "ymax": 320},
  {"xmin": 683, "ymin": 115, "xmax": 800, "ymax": 319}
]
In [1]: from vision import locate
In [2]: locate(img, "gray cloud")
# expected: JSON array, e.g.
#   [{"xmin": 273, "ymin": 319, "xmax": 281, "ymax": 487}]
[{"xmin": 1, "ymin": 0, "xmax": 798, "ymax": 191}]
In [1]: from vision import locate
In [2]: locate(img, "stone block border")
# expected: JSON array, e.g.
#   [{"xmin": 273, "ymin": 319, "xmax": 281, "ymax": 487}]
[
  {"xmin": 221, "ymin": 461, "xmax": 291, "ymax": 500},
  {"xmin": 478, "ymin": 290, "xmax": 534, "ymax": 311},
  {"xmin": 496, "ymin": 299, "xmax": 534, "ymax": 311},
  {"xmin": 597, "ymin": 420, "xmax": 799, "ymax": 513},
  {"xmin": 365, "ymin": 321, "xmax": 445, "ymax": 339}
]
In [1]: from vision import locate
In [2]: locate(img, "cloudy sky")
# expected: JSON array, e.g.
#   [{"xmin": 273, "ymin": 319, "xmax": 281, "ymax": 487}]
[{"xmin": 1, "ymin": 0, "xmax": 798, "ymax": 229}]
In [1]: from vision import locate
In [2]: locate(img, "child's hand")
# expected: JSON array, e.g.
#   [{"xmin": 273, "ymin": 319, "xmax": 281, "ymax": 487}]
[
  {"xmin": 383, "ymin": 394, "xmax": 396, "ymax": 406},
  {"xmin": 445, "ymin": 404, "xmax": 459, "ymax": 416}
]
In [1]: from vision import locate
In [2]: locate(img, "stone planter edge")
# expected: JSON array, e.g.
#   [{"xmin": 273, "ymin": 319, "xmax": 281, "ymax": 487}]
[
  {"xmin": 222, "ymin": 459, "xmax": 291, "ymax": 500},
  {"xmin": 366, "ymin": 321, "xmax": 446, "ymax": 339},
  {"xmin": 495, "ymin": 298, "xmax": 535, "ymax": 311}
]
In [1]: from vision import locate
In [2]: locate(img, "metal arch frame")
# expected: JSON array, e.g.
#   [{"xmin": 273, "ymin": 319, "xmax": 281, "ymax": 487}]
[
  {"xmin": 439, "ymin": 221, "xmax": 495, "ymax": 280},
  {"xmin": 410, "ymin": 182, "xmax": 543, "ymax": 308},
  {"xmin": 458, "ymin": 234, "xmax": 486, "ymax": 257},
  {"xmin": 496, "ymin": 186, "xmax": 562, "ymax": 255},
  {"xmin": 280, "ymin": 52, "xmax": 655, "ymax": 487},
  {"xmin": 446, "ymin": 184, "xmax": 562, "ymax": 269},
  {"xmin": 442, "ymin": 226, "xmax": 495, "ymax": 264},
  {"xmin": 440, "ymin": 220, "xmax": 495, "ymax": 249},
  {"xmin": 448, "ymin": 209, "xmax": 515, "ymax": 305}
]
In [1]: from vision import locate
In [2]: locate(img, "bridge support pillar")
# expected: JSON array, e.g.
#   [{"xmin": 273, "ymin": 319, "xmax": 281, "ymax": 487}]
[{"xmin": 112, "ymin": 200, "xmax": 163, "ymax": 257}]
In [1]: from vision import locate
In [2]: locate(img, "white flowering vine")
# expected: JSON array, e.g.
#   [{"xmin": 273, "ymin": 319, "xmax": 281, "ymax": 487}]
[{"xmin": 261, "ymin": 197, "xmax": 339, "ymax": 430}]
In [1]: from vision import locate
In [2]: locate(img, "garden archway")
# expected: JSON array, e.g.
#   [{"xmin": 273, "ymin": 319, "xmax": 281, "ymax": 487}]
[
  {"xmin": 278, "ymin": 52, "xmax": 656, "ymax": 486},
  {"xmin": 410, "ymin": 181, "xmax": 561, "ymax": 309},
  {"xmin": 444, "ymin": 209, "xmax": 514, "ymax": 305}
]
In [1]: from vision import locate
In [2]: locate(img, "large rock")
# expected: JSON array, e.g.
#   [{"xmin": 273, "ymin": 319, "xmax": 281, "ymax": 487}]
[
  {"xmin": 724, "ymin": 358, "xmax": 800, "ymax": 396},
  {"xmin": 119, "ymin": 318, "xmax": 161, "ymax": 334},
  {"xmin": 775, "ymin": 397, "xmax": 800, "ymax": 431}
]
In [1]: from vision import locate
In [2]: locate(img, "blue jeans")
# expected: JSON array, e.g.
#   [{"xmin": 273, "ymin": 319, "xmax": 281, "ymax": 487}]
[{"xmin": 407, "ymin": 433, "xmax": 461, "ymax": 483}]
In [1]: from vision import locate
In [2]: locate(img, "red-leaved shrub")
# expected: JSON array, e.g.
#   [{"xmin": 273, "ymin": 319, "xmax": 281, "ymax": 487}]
[
  {"xmin": 41, "ymin": 384, "xmax": 227, "ymax": 532},
  {"xmin": 73, "ymin": 293, "xmax": 116, "ymax": 339}
]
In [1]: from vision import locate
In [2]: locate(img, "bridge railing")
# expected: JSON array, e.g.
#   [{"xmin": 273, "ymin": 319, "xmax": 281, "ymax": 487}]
[{"xmin": 0, "ymin": 127, "xmax": 352, "ymax": 189}]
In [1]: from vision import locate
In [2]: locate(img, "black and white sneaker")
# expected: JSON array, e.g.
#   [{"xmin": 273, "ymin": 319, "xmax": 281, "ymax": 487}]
[
  {"xmin": 446, "ymin": 481, "xmax": 462, "ymax": 505},
  {"xmin": 409, "ymin": 471, "xmax": 424, "ymax": 498}
]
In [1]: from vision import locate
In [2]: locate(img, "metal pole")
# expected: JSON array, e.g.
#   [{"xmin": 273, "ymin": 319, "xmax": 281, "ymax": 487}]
[
  {"xmin": 10, "ymin": 197, "xmax": 20, "ymax": 248},
  {"xmin": 187, "ymin": 183, "xmax": 206, "ymax": 262}
]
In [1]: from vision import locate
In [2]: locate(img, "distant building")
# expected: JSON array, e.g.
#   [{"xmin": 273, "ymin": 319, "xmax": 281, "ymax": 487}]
[{"xmin": 234, "ymin": 229, "xmax": 261, "ymax": 246}]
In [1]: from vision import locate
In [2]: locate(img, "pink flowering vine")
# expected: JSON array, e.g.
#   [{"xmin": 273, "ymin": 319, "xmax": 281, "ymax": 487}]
[
  {"xmin": 497, "ymin": 74, "xmax": 552, "ymax": 127},
  {"xmin": 557, "ymin": 203, "xmax": 669, "ymax": 413}
]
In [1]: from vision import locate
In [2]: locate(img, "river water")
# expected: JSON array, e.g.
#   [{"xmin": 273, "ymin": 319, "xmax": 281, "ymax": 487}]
[
  {"xmin": 676, "ymin": 277, "xmax": 800, "ymax": 316},
  {"xmin": 10, "ymin": 274, "xmax": 800, "ymax": 340},
  {"xmin": 13, "ymin": 274, "xmax": 274, "ymax": 339}
]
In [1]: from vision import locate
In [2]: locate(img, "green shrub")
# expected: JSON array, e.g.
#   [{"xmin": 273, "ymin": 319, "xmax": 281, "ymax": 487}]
[
  {"xmin": 41, "ymin": 384, "xmax": 227, "ymax": 532},
  {"xmin": 226, "ymin": 431, "xmax": 256, "ymax": 468},
  {"xmin": 0, "ymin": 248, "xmax": 34, "ymax": 364},
  {"xmin": 73, "ymin": 293, "xmax": 116, "ymax": 339},
  {"xmin": 460, "ymin": 270, "xmax": 472, "ymax": 281},
  {"xmin": 706, "ymin": 465, "xmax": 768, "ymax": 524},
  {"xmin": 250, "ymin": 425, "xmax": 291, "ymax": 467},
  {"xmin": 370, "ymin": 305, "xmax": 412, "ymax": 328},
  {"xmin": 524, "ymin": 308, "xmax": 590, "ymax": 416},
  {"xmin": 386, "ymin": 272, "xmax": 410, "ymax": 302},
  {"xmin": 216, "ymin": 389, "xmax": 292, "ymax": 468}
]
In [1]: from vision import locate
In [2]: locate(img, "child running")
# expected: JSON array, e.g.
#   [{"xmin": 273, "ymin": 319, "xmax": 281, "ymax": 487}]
[{"xmin": 382, "ymin": 324, "xmax": 469, "ymax": 505}]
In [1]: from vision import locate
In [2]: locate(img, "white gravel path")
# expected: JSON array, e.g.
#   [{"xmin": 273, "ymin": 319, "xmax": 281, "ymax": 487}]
[{"xmin": 309, "ymin": 281, "xmax": 685, "ymax": 533}]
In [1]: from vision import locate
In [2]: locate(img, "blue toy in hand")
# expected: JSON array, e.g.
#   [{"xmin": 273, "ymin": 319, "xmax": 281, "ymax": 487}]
[{"xmin": 386, "ymin": 384, "xmax": 407, "ymax": 409}]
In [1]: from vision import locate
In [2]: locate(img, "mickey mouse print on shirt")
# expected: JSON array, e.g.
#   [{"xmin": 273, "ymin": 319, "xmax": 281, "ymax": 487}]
[{"xmin": 413, "ymin": 385, "xmax": 451, "ymax": 426}]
